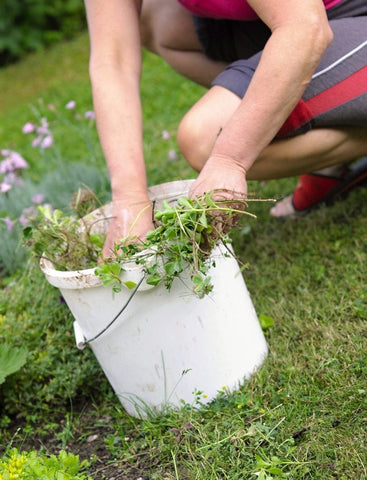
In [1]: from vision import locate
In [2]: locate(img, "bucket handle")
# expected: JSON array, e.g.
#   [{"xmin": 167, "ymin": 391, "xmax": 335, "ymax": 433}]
[{"xmin": 74, "ymin": 273, "xmax": 146, "ymax": 349}]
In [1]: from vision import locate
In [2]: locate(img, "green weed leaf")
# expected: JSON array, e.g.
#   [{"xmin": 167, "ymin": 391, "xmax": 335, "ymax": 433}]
[
  {"xmin": 123, "ymin": 280, "xmax": 137, "ymax": 290},
  {"xmin": 177, "ymin": 197, "xmax": 193, "ymax": 209},
  {"xmin": 0, "ymin": 344, "xmax": 28, "ymax": 385},
  {"xmin": 146, "ymin": 274, "xmax": 162, "ymax": 286},
  {"xmin": 259, "ymin": 315, "xmax": 275, "ymax": 331}
]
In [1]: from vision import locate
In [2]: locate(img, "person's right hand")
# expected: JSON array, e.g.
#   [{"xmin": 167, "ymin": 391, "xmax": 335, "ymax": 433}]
[{"xmin": 101, "ymin": 196, "xmax": 154, "ymax": 259}]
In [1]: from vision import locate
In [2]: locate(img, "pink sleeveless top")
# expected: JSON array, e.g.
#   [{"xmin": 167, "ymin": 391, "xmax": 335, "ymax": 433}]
[{"xmin": 178, "ymin": 0, "xmax": 344, "ymax": 20}]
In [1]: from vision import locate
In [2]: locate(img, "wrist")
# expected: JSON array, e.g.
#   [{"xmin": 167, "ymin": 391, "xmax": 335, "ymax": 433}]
[
  {"xmin": 206, "ymin": 153, "xmax": 248, "ymax": 176},
  {"xmin": 111, "ymin": 184, "xmax": 149, "ymax": 202},
  {"xmin": 109, "ymin": 165, "xmax": 148, "ymax": 200}
]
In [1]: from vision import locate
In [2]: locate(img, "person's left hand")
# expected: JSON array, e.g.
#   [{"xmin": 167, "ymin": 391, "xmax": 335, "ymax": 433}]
[
  {"xmin": 189, "ymin": 154, "xmax": 248, "ymax": 233},
  {"xmin": 190, "ymin": 154, "xmax": 247, "ymax": 200}
]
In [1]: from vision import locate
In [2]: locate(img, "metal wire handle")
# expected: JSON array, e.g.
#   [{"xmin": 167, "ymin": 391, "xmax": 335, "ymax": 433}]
[{"xmin": 85, "ymin": 273, "xmax": 146, "ymax": 344}]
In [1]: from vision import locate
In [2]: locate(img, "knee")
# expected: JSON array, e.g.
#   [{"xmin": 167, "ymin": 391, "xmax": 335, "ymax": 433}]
[
  {"xmin": 177, "ymin": 111, "xmax": 213, "ymax": 172},
  {"xmin": 178, "ymin": 86, "xmax": 240, "ymax": 171}
]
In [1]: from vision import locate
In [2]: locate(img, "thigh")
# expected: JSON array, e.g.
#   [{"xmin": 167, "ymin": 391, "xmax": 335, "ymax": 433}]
[
  {"xmin": 326, "ymin": 0, "xmax": 367, "ymax": 19},
  {"xmin": 140, "ymin": 0, "xmax": 202, "ymax": 52},
  {"xmin": 211, "ymin": 16, "xmax": 367, "ymax": 135},
  {"xmin": 305, "ymin": 16, "xmax": 367, "ymax": 124},
  {"xmin": 279, "ymin": 16, "xmax": 367, "ymax": 137}
]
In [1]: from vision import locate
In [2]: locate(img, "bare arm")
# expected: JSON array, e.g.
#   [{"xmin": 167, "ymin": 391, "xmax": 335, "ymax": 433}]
[
  {"xmin": 191, "ymin": 0, "xmax": 333, "ymax": 197},
  {"xmin": 84, "ymin": 0, "xmax": 153, "ymax": 255}
]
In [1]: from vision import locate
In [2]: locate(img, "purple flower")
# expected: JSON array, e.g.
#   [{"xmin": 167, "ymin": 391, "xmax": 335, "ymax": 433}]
[
  {"xmin": 5, "ymin": 172, "xmax": 24, "ymax": 187},
  {"xmin": 32, "ymin": 193, "xmax": 45, "ymax": 204},
  {"xmin": 0, "ymin": 182, "xmax": 12, "ymax": 193},
  {"xmin": 18, "ymin": 206, "xmax": 37, "ymax": 226},
  {"xmin": 22, "ymin": 122, "xmax": 35, "ymax": 134},
  {"xmin": 36, "ymin": 126, "xmax": 51, "ymax": 135},
  {"xmin": 4, "ymin": 216, "xmax": 14, "ymax": 232},
  {"xmin": 32, "ymin": 136, "xmax": 42, "ymax": 148},
  {"xmin": 40, "ymin": 135, "xmax": 53, "ymax": 149},
  {"xmin": 0, "ymin": 151, "xmax": 28, "ymax": 173},
  {"xmin": 65, "ymin": 100, "xmax": 76, "ymax": 110},
  {"xmin": 0, "ymin": 158, "xmax": 13, "ymax": 174},
  {"xmin": 9, "ymin": 151, "xmax": 29, "ymax": 170},
  {"xmin": 18, "ymin": 214, "xmax": 29, "ymax": 227},
  {"xmin": 161, "ymin": 130, "xmax": 171, "ymax": 140},
  {"xmin": 168, "ymin": 150, "xmax": 178, "ymax": 162},
  {"xmin": 84, "ymin": 110, "xmax": 95, "ymax": 120}
]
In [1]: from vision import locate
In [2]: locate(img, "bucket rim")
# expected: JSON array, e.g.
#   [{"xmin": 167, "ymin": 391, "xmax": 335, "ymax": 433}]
[{"xmin": 39, "ymin": 248, "xmax": 157, "ymax": 290}]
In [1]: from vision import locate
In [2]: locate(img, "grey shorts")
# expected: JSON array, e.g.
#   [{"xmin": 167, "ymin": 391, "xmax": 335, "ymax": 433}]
[{"xmin": 194, "ymin": 0, "xmax": 367, "ymax": 137}]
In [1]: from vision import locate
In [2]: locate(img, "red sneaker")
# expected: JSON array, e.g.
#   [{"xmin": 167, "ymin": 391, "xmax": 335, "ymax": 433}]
[{"xmin": 292, "ymin": 157, "xmax": 367, "ymax": 213}]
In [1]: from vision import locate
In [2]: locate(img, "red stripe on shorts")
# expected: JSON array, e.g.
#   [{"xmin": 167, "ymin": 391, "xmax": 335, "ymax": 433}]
[{"xmin": 277, "ymin": 65, "xmax": 367, "ymax": 137}]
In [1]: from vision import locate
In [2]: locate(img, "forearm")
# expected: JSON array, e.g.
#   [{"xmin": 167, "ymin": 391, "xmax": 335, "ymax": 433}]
[
  {"xmin": 90, "ymin": 65, "xmax": 149, "ymax": 201},
  {"xmin": 211, "ymin": 19, "xmax": 333, "ymax": 173},
  {"xmin": 84, "ymin": 0, "xmax": 147, "ymax": 201}
]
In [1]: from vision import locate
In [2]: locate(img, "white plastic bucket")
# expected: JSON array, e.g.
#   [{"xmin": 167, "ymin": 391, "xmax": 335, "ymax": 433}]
[{"xmin": 40, "ymin": 180, "xmax": 268, "ymax": 417}]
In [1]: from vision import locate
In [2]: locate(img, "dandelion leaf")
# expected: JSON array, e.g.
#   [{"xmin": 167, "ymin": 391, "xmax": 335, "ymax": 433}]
[{"xmin": 0, "ymin": 344, "xmax": 28, "ymax": 385}]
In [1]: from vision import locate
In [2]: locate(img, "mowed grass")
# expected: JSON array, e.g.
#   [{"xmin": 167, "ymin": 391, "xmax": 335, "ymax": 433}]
[{"xmin": 0, "ymin": 32, "xmax": 366, "ymax": 479}]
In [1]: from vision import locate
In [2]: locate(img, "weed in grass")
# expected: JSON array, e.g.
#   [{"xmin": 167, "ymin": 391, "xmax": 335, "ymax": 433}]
[{"xmin": 56, "ymin": 413, "xmax": 75, "ymax": 449}]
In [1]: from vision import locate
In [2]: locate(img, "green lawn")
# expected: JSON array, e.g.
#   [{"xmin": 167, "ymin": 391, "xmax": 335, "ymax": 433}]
[{"xmin": 0, "ymin": 32, "xmax": 366, "ymax": 479}]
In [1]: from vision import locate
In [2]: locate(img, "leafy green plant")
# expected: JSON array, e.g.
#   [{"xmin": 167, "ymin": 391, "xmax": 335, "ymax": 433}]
[
  {"xmin": 97, "ymin": 194, "xmax": 257, "ymax": 297},
  {"xmin": 0, "ymin": 265, "xmax": 108, "ymax": 418},
  {"xmin": 0, "ymin": 448, "xmax": 92, "ymax": 479},
  {"xmin": 0, "ymin": 344, "xmax": 27, "ymax": 385},
  {"xmin": 25, "ymin": 191, "xmax": 260, "ymax": 297},
  {"xmin": 24, "ymin": 190, "xmax": 105, "ymax": 272}
]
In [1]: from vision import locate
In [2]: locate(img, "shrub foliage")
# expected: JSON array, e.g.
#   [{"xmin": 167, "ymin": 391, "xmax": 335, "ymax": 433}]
[{"xmin": 0, "ymin": 0, "xmax": 86, "ymax": 65}]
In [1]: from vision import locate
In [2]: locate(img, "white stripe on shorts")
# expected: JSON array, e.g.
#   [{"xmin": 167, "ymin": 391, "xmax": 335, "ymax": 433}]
[{"xmin": 312, "ymin": 39, "xmax": 367, "ymax": 79}]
